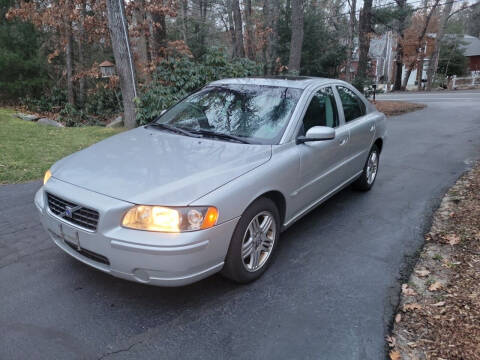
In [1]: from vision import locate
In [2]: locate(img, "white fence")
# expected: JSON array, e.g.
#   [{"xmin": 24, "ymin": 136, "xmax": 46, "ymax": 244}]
[{"xmin": 451, "ymin": 71, "xmax": 480, "ymax": 89}]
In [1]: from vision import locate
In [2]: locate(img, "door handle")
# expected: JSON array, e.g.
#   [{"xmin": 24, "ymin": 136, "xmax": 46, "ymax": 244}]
[
  {"xmin": 339, "ymin": 138, "xmax": 348, "ymax": 146},
  {"xmin": 369, "ymin": 124, "xmax": 376, "ymax": 132}
]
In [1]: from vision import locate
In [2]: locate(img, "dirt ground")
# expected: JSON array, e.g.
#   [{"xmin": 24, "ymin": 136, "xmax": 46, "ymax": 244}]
[
  {"xmin": 374, "ymin": 101, "xmax": 426, "ymax": 116},
  {"xmin": 389, "ymin": 163, "xmax": 480, "ymax": 359}
]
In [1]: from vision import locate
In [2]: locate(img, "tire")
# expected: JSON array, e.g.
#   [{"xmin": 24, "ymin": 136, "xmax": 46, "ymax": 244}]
[
  {"xmin": 221, "ymin": 197, "xmax": 280, "ymax": 283},
  {"xmin": 353, "ymin": 144, "xmax": 380, "ymax": 191}
]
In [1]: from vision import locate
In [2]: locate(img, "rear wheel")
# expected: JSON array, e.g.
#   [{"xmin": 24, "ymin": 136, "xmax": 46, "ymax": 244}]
[
  {"xmin": 221, "ymin": 198, "xmax": 280, "ymax": 283},
  {"xmin": 353, "ymin": 144, "xmax": 380, "ymax": 191}
]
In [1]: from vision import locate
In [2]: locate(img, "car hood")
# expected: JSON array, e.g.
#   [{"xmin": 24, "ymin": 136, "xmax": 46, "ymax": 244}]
[{"xmin": 51, "ymin": 127, "xmax": 272, "ymax": 205}]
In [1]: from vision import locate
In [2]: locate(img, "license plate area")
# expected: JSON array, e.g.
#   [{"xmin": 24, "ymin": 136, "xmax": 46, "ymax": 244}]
[
  {"xmin": 51, "ymin": 222, "xmax": 81, "ymax": 250},
  {"xmin": 48, "ymin": 222, "xmax": 110, "ymax": 266}
]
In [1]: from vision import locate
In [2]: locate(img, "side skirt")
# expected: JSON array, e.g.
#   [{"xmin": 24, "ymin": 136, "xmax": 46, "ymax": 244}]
[{"xmin": 281, "ymin": 171, "xmax": 363, "ymax": 231}]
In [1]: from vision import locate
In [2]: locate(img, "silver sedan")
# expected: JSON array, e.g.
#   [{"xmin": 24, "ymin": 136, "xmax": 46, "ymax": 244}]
[{"xmin": 35, "ymin": 76, "xmax": 387, "ymax": 286}]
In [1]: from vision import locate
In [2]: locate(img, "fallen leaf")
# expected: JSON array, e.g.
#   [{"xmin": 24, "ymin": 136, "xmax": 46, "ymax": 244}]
[
  {"xmin": 432, "ymin": 301, "xmax": 446, "ymax": 307},
  {"xmin": 445, "ymin": 234, "xmax": 461, "ymax": 245},
  {"xmin": 429, "ymin": 282, "xmax": 443, "ymax": 291},
  {"xmin": 415, "ymin": 269, "xmax": 430, "ymax": 277},
  {"xmin": 403, "ymin": 303, "xmax": 423, "ymax": 311},
  {"xmin": 389, "ymin": 350, "xmax": 401, "ymax": 360},
  {"xmin": 386, "ymin": 335, "xmax": 396, "ymax": 347},
  {"xmin": 402, "ymin": 284, "xmax": 417, "ymax": 296},
  {"xmin": 395, "ymin": 313, "xmax": 402, "ymax": 323}
]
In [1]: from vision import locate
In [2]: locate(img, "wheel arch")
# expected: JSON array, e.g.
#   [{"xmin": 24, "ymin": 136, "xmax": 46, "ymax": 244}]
[
  {"xmin": 249, "ymin": 190, "xmax": 287, "ymax": 228},
  {"xmin": 374, "ymin": 138, "xmax": 383, "ymax": 153}
]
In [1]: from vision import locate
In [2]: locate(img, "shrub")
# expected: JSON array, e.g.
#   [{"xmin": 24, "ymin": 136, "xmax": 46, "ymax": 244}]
[
  {"xmin": 136, "ymin": 48, "xmax": 262, "ymax": 125},
  {"xmin": 58, "ymin": 103, "xmax": 102, "ymax": 127},
  {"xmin": 22, "ymin": 86, "xmax": 67, "ymax": 113},
  {"xmin": 84, "ymin": 85, "xmax": 121, "ymax": 120}
]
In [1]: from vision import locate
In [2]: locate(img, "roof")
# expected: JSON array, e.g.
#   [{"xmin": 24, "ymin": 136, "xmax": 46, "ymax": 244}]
[
  {"xmin": 461, "ymin": 35, "xmax": 480, "ymax": 57},
  {"xmin": 99, "ymin": 60, "xmax": 114, "ymax": 67},
  {"xmin": 444, "ymin": 34, "xmax": 480, "ymax": 57},
  {"xmin": 209, "ymin": 76, "xmax": 330, "ymax": 89}
]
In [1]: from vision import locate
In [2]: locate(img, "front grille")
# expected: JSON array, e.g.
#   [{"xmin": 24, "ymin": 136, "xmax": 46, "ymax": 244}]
[
  {"xmin": 47, "ymin": 192, "xmax": 99, "ymax": 231},
  {"xmin": 64, "ymin": 241, "xmax": 110, "ymax": 265}
]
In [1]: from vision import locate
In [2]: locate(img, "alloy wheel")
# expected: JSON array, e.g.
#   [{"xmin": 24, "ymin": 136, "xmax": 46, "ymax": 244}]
[
  {"xmin": 366, "ymin": 150, "xmax": 378, "ymax": 185},
  {"xmin": 241, "ymin": 211, "xmax": 276, "ymax": 272}
]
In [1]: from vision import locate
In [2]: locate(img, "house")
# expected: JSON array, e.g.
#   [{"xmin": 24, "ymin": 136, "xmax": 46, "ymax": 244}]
[
  {"xmin": 458, "ymin": 35, "xmax": 480, "ymax": 71},
  {"xmin": 341, "ymin": 33, "xmax": 480, "ymax": 90},
  {"xmin": 341, "ymin": 31, "xmax": 397, "ymax": 87}
]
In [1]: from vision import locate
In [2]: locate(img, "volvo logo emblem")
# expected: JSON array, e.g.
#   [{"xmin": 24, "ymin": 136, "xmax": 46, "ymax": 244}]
[{"xmin": 60, "ymin": 205, "xmax": 82, "ymax": 218}]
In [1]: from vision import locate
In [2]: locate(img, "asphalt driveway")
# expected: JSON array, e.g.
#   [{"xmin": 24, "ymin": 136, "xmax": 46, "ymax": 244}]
[{"xmin": 1, "ymin": 90, "xmax": 480, "ymax": 359}]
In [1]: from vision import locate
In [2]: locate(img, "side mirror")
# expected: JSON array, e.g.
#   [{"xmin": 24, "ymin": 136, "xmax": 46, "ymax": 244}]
[{"xmin": 297, "ymin": 126, "xmax": 335, "ymax": 144}]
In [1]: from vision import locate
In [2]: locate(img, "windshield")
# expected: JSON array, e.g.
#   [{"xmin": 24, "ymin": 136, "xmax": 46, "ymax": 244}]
[{"xmin": 155, "ymin": 84, "xmax": 303, "ymax": 144}]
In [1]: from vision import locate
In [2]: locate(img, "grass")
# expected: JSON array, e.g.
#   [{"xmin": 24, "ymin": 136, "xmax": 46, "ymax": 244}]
[{"xmin": 0, "ymin": 108, "xmax": 123, "ymax": 184}]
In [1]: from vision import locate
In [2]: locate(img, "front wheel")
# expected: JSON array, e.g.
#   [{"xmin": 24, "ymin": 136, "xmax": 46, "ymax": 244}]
[
  {"xmin": 221, "ymin": 197, "xmax": 280, "ymax": 283},
  {"xmin": 353, "ymin": 144, "xmax": 380, "ymax": 191}
]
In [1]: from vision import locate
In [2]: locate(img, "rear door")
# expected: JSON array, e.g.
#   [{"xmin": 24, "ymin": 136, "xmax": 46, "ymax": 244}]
[{"xmin": 335, "ymin": 85, "xmax": 376, "ymax": 176}]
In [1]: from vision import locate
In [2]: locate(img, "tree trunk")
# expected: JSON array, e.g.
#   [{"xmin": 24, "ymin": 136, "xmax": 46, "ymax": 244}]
[
  {"xmin": 262, "ymin": 0, "xmax": 279, "ymax": 74},
  {"xmin": 228, "ymin": 0, "xmax": 237, "ymax": 57},
  {"xmin": 357, "ymin": 0, "xmax": 372, "ymax": 81},
  {"xmin": 393, "ymin": 0, "xmax": 407, "ymax": 91},
  {"xmin": 77, "ymin": 0, "xmax": 87, "ymax": 107},
  {"xmin": 402, "ymin": 66, "xmax": 413, "ymax": 89},
  {"xmin": 245, "ymin": 0, "xmax": 256, "ymax": 60},
  {"xmin": 200, "ymin": 0, "xmax": 208, "ymax": 50},
  {"xmin": 426, "ymin": 0, "xmax": 454, "ymax": 91},
  {"xmin": 417, "ymin": 45, "xmax": 425, "ymax": 90},
  {"xmin": 77, "ymin": 39, "xmax": 85, "ymax": 107},
  {"xmin": 106, "ymin": 0, "xmax": 138, "ymax": 129},
  {"xmin": 288, "ymin": 0, "xmax": 304, "ymax": 75},
  {"xmin": 345, "ymin": 0, "xmax": 356, "ymax": 81},
  {"xmin": 65, "ymin": 25, "xmax": 75, "ymax": 106},
  {"xmin": 151, "ymin": 10, "xmax": 167, "ymax": 58},
  {"xmin": 132, "ymin": 0, "xmax": 150, "ymax": 80},
  {"xmin": 401, "ymin": 0, "xmax": 440, "ymax": 90},
  {"xmin": 232, "ymin": 0, "xmax": 245, "ymax": 57},
  {"xmin": 181, "ymin": 0, "xmax": 188, "ymax": 43}
]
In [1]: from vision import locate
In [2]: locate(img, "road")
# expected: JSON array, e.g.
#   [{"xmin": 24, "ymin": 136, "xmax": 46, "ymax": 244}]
[
  {"xmin": 1, "ymin": 90, "xmax": 480, "ymax": 360},
  {"xmin": 376, "ymin": 88, "xmax": 480, "ymax": 102}
]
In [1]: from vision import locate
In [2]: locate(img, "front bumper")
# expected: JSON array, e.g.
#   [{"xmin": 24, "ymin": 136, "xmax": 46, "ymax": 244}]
[{"xmin": 35, "ymin": 178, "xmax": 239, "ymax": 286}]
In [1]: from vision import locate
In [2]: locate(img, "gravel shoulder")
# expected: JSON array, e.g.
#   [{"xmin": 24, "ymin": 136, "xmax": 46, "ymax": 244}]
[{"xmin": 389, "ymin": 163, "xmax": 480, "ymax": 359}]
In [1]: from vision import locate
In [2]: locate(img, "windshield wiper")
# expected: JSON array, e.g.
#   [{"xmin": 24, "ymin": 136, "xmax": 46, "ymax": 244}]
[
  {"xmin": 188, "ymin": 129, "xmax": 251, "ymax": 144},
  {"xmin": 145, "ymin": 123, "xmax": 200, "ymax": 138}
]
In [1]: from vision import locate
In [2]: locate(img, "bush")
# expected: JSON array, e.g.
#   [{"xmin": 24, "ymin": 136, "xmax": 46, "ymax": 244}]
[
  {"xmin": 22, "ymin": 86, "xmax": 67, "ymax": 113},
  {"xmin": 84, "ymin": 85, "xmax": 121, "ymax": 120},
  {"xmin": 58, "ymin": 103, "xmax": 102, "ymax": 127},
  {"xmin": 136, "ymin": 48, "xmax": 262, "ymax": 125},
  {"xmin": 22, "ymin": 84, "xmax": 120, "ymax": 127}
]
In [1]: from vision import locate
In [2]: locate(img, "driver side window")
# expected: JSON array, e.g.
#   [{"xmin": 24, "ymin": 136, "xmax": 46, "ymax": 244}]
[{"xmin": 301, "ymin": 87, "xmax": 339, "ymax": 135}]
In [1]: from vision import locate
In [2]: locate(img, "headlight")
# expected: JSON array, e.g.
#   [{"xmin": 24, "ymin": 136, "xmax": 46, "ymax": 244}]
[
  {"xmin": 43, "ymin": 169, "xmax": 52, "ymax": 185},
  {"xmin": 122, "ymin": 205, "xmax": 218, "ymax": 232}
]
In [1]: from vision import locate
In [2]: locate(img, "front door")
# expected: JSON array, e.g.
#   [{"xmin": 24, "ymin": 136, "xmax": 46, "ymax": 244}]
[{"xmin": 294, "ymin": 86, "xmax": 351, "ymax": 213}]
